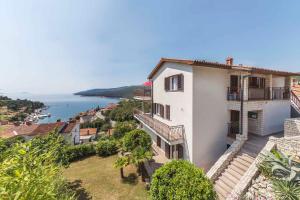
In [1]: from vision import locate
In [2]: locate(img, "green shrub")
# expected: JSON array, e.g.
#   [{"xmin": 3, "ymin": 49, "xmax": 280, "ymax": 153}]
[
  {"xmin": 150, "ymin": 160, "xmax": 216, "ymax": 200},
  {"xmin": 259, "ymin": 149, "xmax": 300, "ymax": 199},
  {"xmin": 65, "ymin": 143, "xmax": 96, "ymax": 162},
  {"xmin": 100, "ymin": 123, "xmax": 112, "ymax": 132},
  {"xmin": 96, "ymin": 140, "xmax": 118, "ymax": 157},
  {"xmin": 0, "ymin": 136, "xmax": 75, "ymax": 199},
  {"xmin": 113, "ymin": 121, "xmax": 137, "ymax": 139},
  {"xmin": 122, "ymin": 129, "xmax": 152, "ymax": 152}
]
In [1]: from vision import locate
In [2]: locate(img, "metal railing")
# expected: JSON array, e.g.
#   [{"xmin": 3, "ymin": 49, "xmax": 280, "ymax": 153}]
[
  {"xmin": 134, "ymin": 109, "xmax": 184, "ymax": 143},
  {"xmin": 227, "ymin": 87, "xmax": 241, "ymax": 101},
  {"xmin": 291, "ymin": 91, "xmax": 300, "ymax": 110},
  {"xmin": 228, "ymin": 87, "xmax": 290, "ymax": 101}
]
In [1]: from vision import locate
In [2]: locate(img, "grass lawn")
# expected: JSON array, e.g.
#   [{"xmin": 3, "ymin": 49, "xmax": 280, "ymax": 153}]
[{"xmin": 63, "ymin": 155, "xmax": 149, "ymax": 200}]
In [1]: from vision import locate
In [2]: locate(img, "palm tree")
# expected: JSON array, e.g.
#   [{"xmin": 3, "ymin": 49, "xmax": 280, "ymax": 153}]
[
  {"xmin": 131, "ymin": 147, "xmax": 152, "ymax": 176},
  {"xmin": 114, "ymin": 153, "xmax": 130, "ymax": 179}
]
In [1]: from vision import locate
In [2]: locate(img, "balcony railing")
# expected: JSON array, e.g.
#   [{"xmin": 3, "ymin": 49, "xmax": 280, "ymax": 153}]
[
  {"xmin": 228, "ymin": 87, "xmax": 290, "ymax": 101},
  {"xmin": 134, "ymin": 109, "xmax": 184, "ymax": 143},
  {"xmin": 227, "ymin": 87, "xmax": 241, "ymax": 101},
  {"xmin": 248, "ymin": 88, "xmax": 270, "ymax": 100}
]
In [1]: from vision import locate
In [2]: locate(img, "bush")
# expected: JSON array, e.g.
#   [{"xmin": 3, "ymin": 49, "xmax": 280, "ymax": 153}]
[
  {"xmin": 122, "ymin": 129, "xmax": 152, "ymax": 152},
  {"xmin": 65, "ymin": 144, "xmax": 96, "ymax": 162},
  {"xmin": 96, "ymin": 140, "xmax": 118, "ymax": 157},
  {"xmin": 100, "ymin": 123, "xmax": 111, "ymax": 132},
  {"xmin": 113, "ymin": 121, "xmax": 137, "ymax": 139},
  {"xmin": 150, "ymin": 160, "xmax": 216, "ymax": 200},
  {"xmin": 0, "ymin": 135, "xmax": 75, "ymax": 199}
]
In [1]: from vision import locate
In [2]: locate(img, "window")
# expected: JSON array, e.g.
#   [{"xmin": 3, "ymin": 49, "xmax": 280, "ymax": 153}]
[
  {"xmin": 249, "ymin": 77, "xmax": 265, "ymax": 89},
  {"xmin": 154, "ymin": 103, "xmax": 164, "ymax": 118},
  {"xmin": 165, "ymin": 74, "xmax": 184, "ymax": 91},
  {"xmin": 166, "ymin": 105, "xmax": 170, "ymax": 120}
]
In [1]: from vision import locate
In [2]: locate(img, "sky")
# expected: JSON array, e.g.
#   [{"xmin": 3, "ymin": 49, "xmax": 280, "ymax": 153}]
[{"xmin": 0, "ymin": 0, "xmax": 300, "ymax": 94}]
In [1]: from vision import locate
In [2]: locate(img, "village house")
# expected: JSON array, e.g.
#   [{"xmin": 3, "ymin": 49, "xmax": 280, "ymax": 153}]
[
  {"xmin": 0, "ymin": 122, "xmax": 80, "ymax": 145},
  {"xmin": 135, "ymin": 57, "xmax": 300, "ymax": 167},
  {"xmin": 79, "ymin": 128, "xmax": 97, "ymax": 143}
]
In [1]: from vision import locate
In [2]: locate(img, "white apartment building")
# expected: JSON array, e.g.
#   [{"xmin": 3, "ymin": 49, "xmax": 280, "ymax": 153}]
[{"xmin": 134, "ymin": 57, "xmax": 300, "ymax": 170}]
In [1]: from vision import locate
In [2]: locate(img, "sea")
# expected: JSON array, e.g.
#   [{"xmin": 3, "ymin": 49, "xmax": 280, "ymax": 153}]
[{"xmin": 3, "ymin": 93, "xmax": 120, "ymax": 123}]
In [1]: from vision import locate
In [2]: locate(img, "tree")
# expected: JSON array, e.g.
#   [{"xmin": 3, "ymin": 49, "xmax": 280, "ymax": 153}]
[
  {"xmin": 113, "ymin": 121, "xmax": 137, "ymax": 139},
  {"xmin": 150, "ymin": 160, "xmax": 216, "ymax": 200},
  {"xmin": 114, "ymin": 129, "xmax": 152, "ymax": 179},
  {"xmin": 122, "ymin": 129, "xmax": 152, "ymax": 152},
  {"xmin": 0, "ymin": 132, "xmax": 75, "ymax": 199},
  {"xmin": 114, "ymin": 154, "xmax": 130, "ymax": 179}
]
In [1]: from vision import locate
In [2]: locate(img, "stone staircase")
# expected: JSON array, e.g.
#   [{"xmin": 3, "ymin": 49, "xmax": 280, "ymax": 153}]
[{"xmin": 214, "ymin": 135, "xmax": 267, "ymax": 199}]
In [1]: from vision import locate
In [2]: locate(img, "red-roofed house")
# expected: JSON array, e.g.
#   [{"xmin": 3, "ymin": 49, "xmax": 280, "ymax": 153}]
[{"xmin": 0, "ymin": 122, "xmax": 80, "ymax": 145}]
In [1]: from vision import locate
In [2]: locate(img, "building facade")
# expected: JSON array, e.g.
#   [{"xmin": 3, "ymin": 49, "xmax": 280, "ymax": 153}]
[{"xmin": 135, "ymin": 57, "xmax": 300, "ymax": 170}]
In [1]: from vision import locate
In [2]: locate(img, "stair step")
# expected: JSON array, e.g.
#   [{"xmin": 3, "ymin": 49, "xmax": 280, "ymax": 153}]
[
  {"xmin": 215, "ymin": 183, "xmax": 229, "ymax": 199},
  {"xmin": 216, "ymin": 177, "xmax": 234, "ymax": 191},
  {"xmin": 222, "ymin": 170, "xmax": 239, "ymax": 183},
  {"xmin": 225, "ymin": 167, "xmax": 243, "ymax": 180},
  {"xmin": 228, "ymin": 163, "xmax": 246, "ymax": 175},
  {"xmin": 218, "ymin": 175, "xmax": 236, "ymax": 188},
  {"xmin": 236, "ymin": 155, "xmax": 254, "ymax": 166},
  {"xmin": 231, "ymin": 159, "xmax": 250, "ymax": 171}
]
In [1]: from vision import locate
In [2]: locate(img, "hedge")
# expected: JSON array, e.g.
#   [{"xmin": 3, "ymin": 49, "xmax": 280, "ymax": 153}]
[
  {"xmin": 95, "ymin": 140, "xmax": 118, "ymax": 157},
  {"xmin": 65, "ymin": 144, "xmax": 96, "ymax": 162}
]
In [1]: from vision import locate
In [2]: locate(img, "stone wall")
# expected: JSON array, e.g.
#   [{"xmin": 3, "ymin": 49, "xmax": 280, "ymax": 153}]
[
  {"xmin": 269, "ymin": 136, "xmax": 300, "ymax": 160},
  {"xmin": 284, "ymin": 118, "xmax": 300, "ymax": 137}
]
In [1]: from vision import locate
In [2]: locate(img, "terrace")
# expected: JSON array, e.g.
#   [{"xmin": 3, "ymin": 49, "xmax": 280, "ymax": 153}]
[{"xmin": 133, "ymin": 109, "xmax": 184, "ymax": 144}]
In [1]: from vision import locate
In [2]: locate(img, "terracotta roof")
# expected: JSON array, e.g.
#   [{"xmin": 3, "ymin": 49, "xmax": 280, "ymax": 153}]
[
  {"xmin": 61, "ymin": 122, "xmax": 77, "ymax": 133},
  {"xmin": 148, "ymin": 57, "xmax": 300, "ymax": 79},
  {"xmin": 27, "ymin": 122, "xmax": 65, "ymax": 136},
  {"xmin": 80, "ymin": 128, "xmax": 97, "ymax": 136},
  {"xmin": 0, "ymin": 124, "xmax": 39, "ymax": 138}
]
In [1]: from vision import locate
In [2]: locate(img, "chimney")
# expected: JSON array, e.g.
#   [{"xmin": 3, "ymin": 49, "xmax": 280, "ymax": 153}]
[{"xmin": 226, "ymin": 57, "xmax": 233, "ymax": 65}]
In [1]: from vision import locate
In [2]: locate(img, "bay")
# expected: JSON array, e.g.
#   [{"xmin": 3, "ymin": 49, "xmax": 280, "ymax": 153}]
[{"xmin": 4, "ymin": 93, "xmax": 120, "ymax": 123}]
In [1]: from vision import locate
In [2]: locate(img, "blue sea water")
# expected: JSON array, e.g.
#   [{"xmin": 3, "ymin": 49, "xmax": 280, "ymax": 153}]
[{"xmin": 5, "ymin": 93, "xmax": 120, "ymax": 123}]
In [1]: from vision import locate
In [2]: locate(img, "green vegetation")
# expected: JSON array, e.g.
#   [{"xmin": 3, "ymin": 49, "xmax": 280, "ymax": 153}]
[
  {"xmin": 74, "ymin": 85, "xmax": 144, "ymax": 98},
  {"xmin": 65, "ymin": 143, "xmax": 96, "ymax": 162},
  {"xmin": 63, "ymin": 155, "xmax": 149, "ymax": 200},
  {"xmin": 150, "ymin": 160, "xmax": 216, "ymax": 200},
  {"xmin": 108, "ymin": 100, "xmax": 142, "ymax": 122},
  {"xmin": 113, "ymin": 120, "xmax": 137, "ymax": 139},
  {"xmin": 259, "ymin": 149, "xmax": 300, "ymax": 199},
  {"xmin": 95, "ymin": 139, "xmax": 118, "ymax": 157},
  {"xmin": 80, "ymin": 118, "xmax": 105, "ymax": 129},
  {"xmin": 0, "ymin": 132, "xmax": 75, "ymax": 200},
  {"xmin": 115, "ymin": 129, "xmax": 152, "ymax": 179},
  {"xmin": 0, "ymin": 95, "xmax": 44, "ymax": 122}
]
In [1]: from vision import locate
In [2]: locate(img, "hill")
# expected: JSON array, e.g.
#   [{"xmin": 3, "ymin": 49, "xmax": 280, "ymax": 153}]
[{"xmin": 74, "ymin": 85, "xmax": 144, "ymax": 98}]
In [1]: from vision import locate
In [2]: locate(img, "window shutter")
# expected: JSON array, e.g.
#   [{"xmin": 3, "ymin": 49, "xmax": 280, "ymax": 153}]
[
  {"xmin": 165, "ymin": 77, "xmax": 170, "ymax": 91},
  {"xmin": 160, "ymin": 105, "xmax": 164, "ymax": 118},
  {"xmin": 153, "ymin": 103, "xmax": 156, "ymax": 114},
  {"xmin": 166, "ymin": 105, "xmax": 170, "ymax": 120},
  {"xmin": 178, "ymin": 74, "xmax": 184, "ymax": 91}
]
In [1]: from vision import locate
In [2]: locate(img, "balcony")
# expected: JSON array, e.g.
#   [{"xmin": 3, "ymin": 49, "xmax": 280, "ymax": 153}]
[
  {"xmin": 227, "ymin": 87, "xmax": 290, "ymax": 101},
  {"xmin": 134, "ymin": 109, "xmax": 184, "ymax": 144}
]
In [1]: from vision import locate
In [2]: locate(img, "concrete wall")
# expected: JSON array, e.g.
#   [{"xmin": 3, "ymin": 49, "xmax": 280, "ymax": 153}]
[
  {"xmin": 193, "ymin": 66, "xmax": 229, "ymax": 170},
  {"xmin": 264, "ymin": 101, "xmax": 291, "ymax": 135},
  {"xmin": 152, "ymin": 62, "xmax": 193, "ymax": 160},
  {"xmin": 273, "ymin": 76, "xmax": 285, "ymax": 87}
]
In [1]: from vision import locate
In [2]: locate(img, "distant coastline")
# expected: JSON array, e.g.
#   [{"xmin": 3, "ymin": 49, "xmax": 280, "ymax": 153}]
[{"xmin": 74, "ymin": 85, "xmax": 144, "ymax": 98}]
